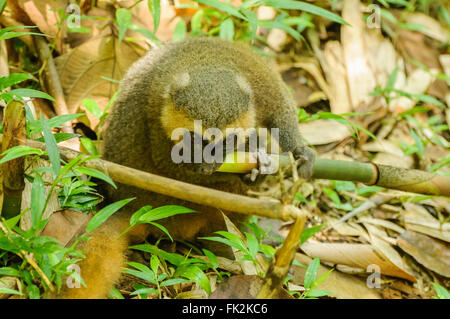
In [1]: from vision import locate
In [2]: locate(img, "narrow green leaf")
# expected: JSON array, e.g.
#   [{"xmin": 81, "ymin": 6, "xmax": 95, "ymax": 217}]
[
  {"xmin": 0, "ymin": 73, "xmax": 31, "ymax": 91},
  {"xmin": 30, "ymin": 173, "xmax": 45, "ymax": 229},
  {"xmin": 86, "ymin": 198, "xmax": 135, "ymax": 232},
  {"xmin": 264, "ymin": 0, "xmax": 348, "ymax": 25},
  {"xmin": 219, "ymin": 18, "xmax": 234, "ymax": 40},
  {"xmin": 0, "ymin": 267, "xmax": 20, "ymax": 277},
  {"xmin": 0, "ymin": 287, "xmax": 22, "ymax": 295},
  {"xmin": 139, "ymin": 205, "xmax": 195, "ymax": 222},
  {"xmin": 41, "ymin": 115, "xmax": 61, "ymax": 176},
  {"xmin": 8, "ymin": 88, "xmax": 54, "ymax": 101},
  {"xmin": 82, "ymin": 98, "xmax": 102, "ymax": 119},
  {"xmin": 304, "ymin": 257, "xmax": 320, "ymax": 289},
  {"xmin": 79, "ymin": 137, "xmax": 99, "ymax": 156},
  {"xmin": 75, "ymin": 166, "xmax": 116, "ymax": 188},
  {"xmin": 176, "ymin": 265, "xmax": 211, "ymax": 295},
  {"xmin": 172, "ymin": 20, "xmax": 187, "ymax": 41},
  {"xmin": 116, "ymin": 8, "xmax": 132, "ymax": 42},
  {"xmin": 244, "ymin": 232, "xmax": 259, "ymax": 258},
  {"xmin": 0, "ymin": 146, "xmax": 44, "ymax": 164},
  {"xmin": 148, "ymin": 0, "xmax": 161, "ymax": 33},
  {"xmin": 300, "ymin": 224, "xmax": 324, "ymax": 244},
  {"xmin": 150, "ymin": 255, "xmax": 159, "ymax": 274},
  {"xmin": 410, "ymin": 129, "xmax": 424, "ymax": 158},
  {"xmin": 196, "ymin": 0, "xmax": 246, "ymax": 20}
]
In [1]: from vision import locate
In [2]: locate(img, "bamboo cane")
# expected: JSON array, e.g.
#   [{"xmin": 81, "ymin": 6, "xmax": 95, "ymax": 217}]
[{"xmin": 217, "ymin": 152, "xmax": 450, "ymax": 197}]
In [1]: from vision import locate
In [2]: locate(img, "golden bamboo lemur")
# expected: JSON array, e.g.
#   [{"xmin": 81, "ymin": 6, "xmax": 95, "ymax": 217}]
[{"xmin": 58, "ymin": 37, "xmax": 315, "ymax": 298}]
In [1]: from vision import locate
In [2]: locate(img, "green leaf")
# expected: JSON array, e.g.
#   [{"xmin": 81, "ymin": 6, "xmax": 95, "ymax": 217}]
[
  {"xmin": 306, "ymin": 289, "xmax": 332, "ymax": 298},
  {"xmin": 123, "ymin": 269, "xmax": 156, "ymax": 284},
  {"xmin": 139, "ymin": 205, "xmax": 195, "ymax": 223},
  {"xmin": 130, "ymin": 206, "xmax": 152, "ymax": 226},
  {"xmin": 0, "ymin": 267, "xmax": 20, "ymax": 277},
  {"xmin": 176, "ymin": 265, "xmax": 211, "ymax": 295},
  {"xmin": 130, "ymin": 287, "xmax": 158, "ymax": 295},
  {"xmin": 264, "ymin": 0, "xmax": 348, "ymax": 25},
  {"xmin": 75, "ymin": 166, "xmax": 116, "ymax": 189},
  {"xmin": 160, "ymin": 278, "xmax": 189, "ymax": 287},
  {"xmin": 202, "ymin": 249, "xmax": 218, "ymax": 269},
  {"xmin": 385, "ymin": 67, "xmax": 398, "ymax": 92},
  {"xmin": 80, "ymin": 137, "xmax": 99, "ymax": 156},
  {"xmin": 219, "ymin": 18, "xmax": 234, "ymax": 40},
  {"xmin": 258, "ymin": 19, "xmax": 301, "ymax": 41},
  {"xmin": 244, "ymin": 232, "xmax": 258, "ymax": 258},
  {"xmin": 128, "ymin": 24, "xmax": 161, "ymax": 44},
  {"xmin": 82, "ymin": 98, "xmax": 102, "ymax": 119},
  {"xmin": 150, "ymin": 254, "xmax": 159, "ymax": 274},
  {"xmin": 410, "ymin": 129, "xmax": 424, "ymax": 158},
  {"xmin": 30, "ymin": 173, "xmax": 45, "ymax": 229},
  {"xmin": 148, "ymin": 0, "xmax": 161, "ymax": 33},
  {"xmin": 0, "ymin": 287, "xmax": 22, "ymax": 295},
  {"xmin": 0, "ymin": 73, "xmax": 31, "ymax": 91},
  {"xmin": 41, "ymin": 115, "xmax": 61, "ymax": 176},
  {"xmin": 311, "ymin": 268, "xmax": 333, "ymax": 290},
  {"xmin": 35, "ymin": 133, "xmax": 79, "ymax": 144},
  {"xmin": 240, "ymin": 8, "xmax": 257, "ymax": 41},
  {"xmin": 173, "ymin": 20, "xmax": 187, "ymax": 41},
  {"xmin": 109, "ymin": 287, "xmax": 125, "ymax": 299},
  {"xmin": 0, "ymin": 146, "xmax": 44, "ymax": 164},
  {"xmin": 86, "ymin": 198, "xmax": 135, "ymax": 232},
  {"xmin": 432, "ymin": 283, "xmax": 450, "ymax": 299},
  {"xmin": 8, "ymin": 88, "xmax": 54, "ymax": 101},
  {"xmin": 304, "ymin": 257, "xmax": 320, "ymax": 289},
  {"xmin": 196, "ymin": 0, "xmax": 246, "ymax": 20},
  {"xmin": 300, "ymin": 224, "xmax": 324, "ymax": 244},
  {"xmin": 116, "ymin": 8, "xmax": 132, "ymax": 42},
  {"xmin": 191, "ymin": 9, "xmax": 205, "ymax": 35}
]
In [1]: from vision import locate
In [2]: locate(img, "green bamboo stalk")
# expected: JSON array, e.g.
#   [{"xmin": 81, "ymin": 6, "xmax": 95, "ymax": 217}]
[{"xmin": 218, "ymin": 153, "xmax": 450, "ymax": 197}]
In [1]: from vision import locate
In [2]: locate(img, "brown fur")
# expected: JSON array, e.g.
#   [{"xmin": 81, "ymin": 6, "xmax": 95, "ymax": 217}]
[{"xmin": 59, "ymin": 37, "xmax": 314, "ymax": 298}]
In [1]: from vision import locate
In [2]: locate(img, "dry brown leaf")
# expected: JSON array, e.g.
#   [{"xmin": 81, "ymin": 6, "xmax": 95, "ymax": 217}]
[
  {"xmin": 55, "ymin": 35, "xmax": 144, "ymax": 129},
  {"xmin": 222, "ymin": 213, "xmax": 268, "ymax": 275},
  {"xmin": 18, "ymin": 0, "xmax": 69, "ymax": 53},
  {"xmin": 130, "ymin": 0, "xmax": 181, "ymax": 42},
  {"xmin": 403, "ymin": 12, "xmax": 450, "ymax": 43},
  {"xmin": 364, "ymin": 223, "xmax": 416, "ymax": 280},
  {"xmin": 359, "ymin": 217, "xmax": 405, "ymax": 234},
  {"xmin": 341, "ymin": 0, "xmax": 377, "ymax": 109},
  {"xmin": 209, "ymin": 275, "xmax": 291, "ymax": 299},
  {"xmin": 397, "ymin": 230, "xmax": 450, "ymax": 278},
  {"xmin": 322, "ymin": 41, "xmax": 351, "ymax": 113},
  {"xmin": 298, "ymin": 120, "xmax": 351, "ymax": 145},
  {"xmin": 364, "ymin": 29, "xmax": 398, "ymax": 90},
  {"xmin": 20, "ymin": 158, "xmax": 60, "ymax": 232},
  {"xmin": 301, "ymin": 242, "xmax": 416, "ymax": 282},
  {"xmin": 41, "ymin": 210, "xmax": 93, "ymax": 247},
  {"xmin": 291, "ymin": 253, "xmax": 381, "ymax": 299},
  {"xmin": 0, "ymin": 40, "xmax": 8, "ymax": 79},
  {"xmin": 0, "ymin": 276, "xmax": 19, "ymax": 299},
  {"xmin": 403, "ymin": 202, "xmax": 450, "ymax": 242}
]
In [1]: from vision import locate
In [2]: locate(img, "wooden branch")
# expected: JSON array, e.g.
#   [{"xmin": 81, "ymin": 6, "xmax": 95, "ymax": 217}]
[
  {"xmin": 33, "ymin": 36, "xmax": 73, "ymax": 134},
  {"xmin": 7, "ymin": 136, "xmax": 301, "ymax": 221}
]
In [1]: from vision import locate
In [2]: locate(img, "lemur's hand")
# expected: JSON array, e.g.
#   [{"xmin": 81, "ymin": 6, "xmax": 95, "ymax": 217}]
[
  {"xmin": 293, "ymin": 145, "xmax": 315, "ymax": 179},
  {"xmin": 241, "ymin": 150, "xmax": 274, "ymax": 185}
]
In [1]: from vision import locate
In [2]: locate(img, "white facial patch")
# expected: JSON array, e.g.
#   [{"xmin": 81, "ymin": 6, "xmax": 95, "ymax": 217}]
[
  {"xmin": 235, "ymin": 74, "xmax": 252, "ymax": 95},
  {"xmin": 173, "ymin": 72, "xmax": 191, "ymax": 89}
]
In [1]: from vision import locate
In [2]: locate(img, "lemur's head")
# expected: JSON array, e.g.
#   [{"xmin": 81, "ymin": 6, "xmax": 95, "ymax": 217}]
[{"xmin": 160, "ymin": 66, "xmax": 257, "ymax": 175}]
